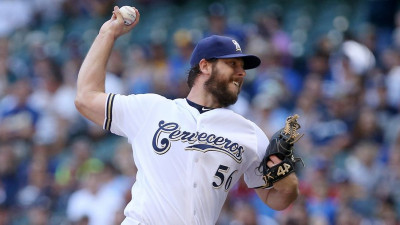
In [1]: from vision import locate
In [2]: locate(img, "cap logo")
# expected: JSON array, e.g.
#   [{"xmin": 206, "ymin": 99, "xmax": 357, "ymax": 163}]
[{"xmin": 232, "ymin": 40, "xmax": 241, "ymax": 52}]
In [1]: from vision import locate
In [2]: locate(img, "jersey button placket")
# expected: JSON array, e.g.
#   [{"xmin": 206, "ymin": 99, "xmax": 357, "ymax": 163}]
[{"xmin": 193, "ymin": 119, "xmax": 203, "ymax": 222}]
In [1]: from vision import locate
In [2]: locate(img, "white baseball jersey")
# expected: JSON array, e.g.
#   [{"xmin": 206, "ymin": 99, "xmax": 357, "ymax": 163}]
[{"xmin": 103, "ymin": 93, "xmax": 270, "ymax": 225}]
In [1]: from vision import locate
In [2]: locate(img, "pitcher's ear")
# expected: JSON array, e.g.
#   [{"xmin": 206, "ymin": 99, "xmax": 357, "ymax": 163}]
[{"xmin": 199, "ymin": 59, "xmax": 214, "ymax": 75}]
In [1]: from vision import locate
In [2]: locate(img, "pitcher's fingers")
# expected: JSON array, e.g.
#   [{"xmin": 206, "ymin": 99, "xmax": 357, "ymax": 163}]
[
  {"xmin": 111, "ymin": 9, "xmax": 117, "ymax": 19},
  {"xmin": 110, "ymin": 8, "xmax": 115, "ymax": 19},
  {"xmin": 267, "ymin": 160, "xmax": 274, "ymax": 168},
  {"xmin": 110, "ymin": 12, "xmax": 116, "ymax": 20},
  {"xmin": 113, "ymin": 6, "xmax": 124, "ymax": 24},
  {"xmin": 129, "ymin": 7, "xmax": 140, "ymax": 27},
  {"xmin": 269, "ymin": 155, "xmax": 282, "ymax": 164}
]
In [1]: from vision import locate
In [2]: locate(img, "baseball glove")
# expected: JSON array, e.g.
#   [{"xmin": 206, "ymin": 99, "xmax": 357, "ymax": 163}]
[{"xmin": 259, "ymin": 114, "xmax": 304, "ymax": 188}]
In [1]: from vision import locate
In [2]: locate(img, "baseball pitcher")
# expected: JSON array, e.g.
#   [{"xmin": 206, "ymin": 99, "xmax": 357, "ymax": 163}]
[{"xmin": 75, "ymin": 6, "xmax": 302, "ymax": 225}]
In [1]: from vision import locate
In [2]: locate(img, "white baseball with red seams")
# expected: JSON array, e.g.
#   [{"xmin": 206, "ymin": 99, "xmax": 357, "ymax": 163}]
[{"xmin": 120, "ymin": 6, "xmax": 136, "ymax": 26}]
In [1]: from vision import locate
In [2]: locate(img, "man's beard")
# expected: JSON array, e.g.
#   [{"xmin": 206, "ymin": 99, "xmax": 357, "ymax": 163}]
[{"xmin": 204, "ymin": 65, "xmax": 239, "ymax": 108}]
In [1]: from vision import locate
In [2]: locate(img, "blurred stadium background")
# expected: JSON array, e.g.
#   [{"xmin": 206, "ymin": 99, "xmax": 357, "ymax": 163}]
[{"xmin": 0, "ymin": 0, "xmax": 400, "ymax": 224}]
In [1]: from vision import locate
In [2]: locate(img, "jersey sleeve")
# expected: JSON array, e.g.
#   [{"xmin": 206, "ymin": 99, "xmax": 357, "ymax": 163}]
[
  {"xmin": 103, "ymin": 93, "xmax": 166, "ymax": 139},
  {"xmin": 243, "ymin": 123, "xmax": 270, "ymax": 189}
]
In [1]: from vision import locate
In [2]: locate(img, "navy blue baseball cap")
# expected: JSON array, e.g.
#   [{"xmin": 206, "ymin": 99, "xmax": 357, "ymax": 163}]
[{"xmin": 190, "ymin": 35, "xmax": 261, "ymax": 70}]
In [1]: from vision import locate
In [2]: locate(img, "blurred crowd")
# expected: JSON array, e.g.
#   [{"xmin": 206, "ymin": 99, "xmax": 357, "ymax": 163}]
[{"xmin": 0, "ymin": 0, "xmax": 400, "ymax": 224}]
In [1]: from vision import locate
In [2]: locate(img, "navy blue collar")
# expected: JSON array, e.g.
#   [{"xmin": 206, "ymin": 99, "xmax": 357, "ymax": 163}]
[{"xmin": 186, "ymin": 99, "xmax": 214, "ymax": 114}]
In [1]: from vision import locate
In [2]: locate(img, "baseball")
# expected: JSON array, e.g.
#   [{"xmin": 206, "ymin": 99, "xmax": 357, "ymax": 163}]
[{"xmin": 120, "ymin": 6, "xmax": 136, "ymax": 26}]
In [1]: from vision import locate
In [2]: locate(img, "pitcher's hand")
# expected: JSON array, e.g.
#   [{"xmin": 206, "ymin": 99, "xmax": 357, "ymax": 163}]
[{"xmin": 99, "ymin": 6, "xmax": 140, "ymax": 40}]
